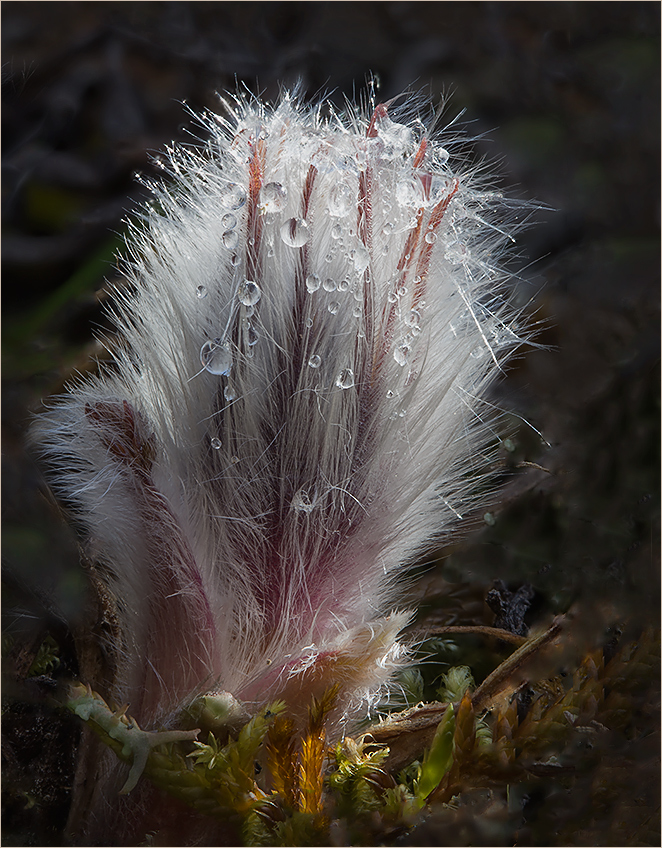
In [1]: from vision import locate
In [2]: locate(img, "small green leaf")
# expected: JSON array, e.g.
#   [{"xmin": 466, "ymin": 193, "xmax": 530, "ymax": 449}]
[
  {"xmin": 437, "ymin": 666, "xmax": 474, "ymax": 703},
  {"xmin": 28, "ymin": 635, "xmax": 60, "ymax": 677},
  {"xmin": 396, "ymin": 668, "xmax": 426, "ymax": 706},
  {"xmin": 416, "ymin": 704, "xmax": 455, "ymax": 803},
  {"xmin": 188, "ymin": 732, "xmax": 226, "ymax": 771}
]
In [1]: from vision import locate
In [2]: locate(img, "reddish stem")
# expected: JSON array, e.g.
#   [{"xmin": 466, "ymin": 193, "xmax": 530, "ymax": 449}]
[
  {"xmin": 412, "ymin": 178, "xmax": 459, "ymax": 308},
  {"xmin": 246, "ymin": 136, "xmax": 266, "ymax": 281}
]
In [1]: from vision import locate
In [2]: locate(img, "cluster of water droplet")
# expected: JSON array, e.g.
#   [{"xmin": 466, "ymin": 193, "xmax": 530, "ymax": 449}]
[
  {"xmin": 236, "ymin": 279, "xmax": 262, "ymax": 354},
  {"xmin": 199, "ymin": 276, "xmax": 264, "ymax": 376},
  {"xmin": 198, "ymin": 169, "xmax": 271, "ymax": 375},
  {"xmin": 217, "ymin": 183, "xmax": 247, "ymax": 270},
  {"xmin": 201, "ymin": 106, "xmax": 504, "ymax": 415},
  {"xmin": 176, "ymin": 100, "xmax": 520, "ymax": 473}
]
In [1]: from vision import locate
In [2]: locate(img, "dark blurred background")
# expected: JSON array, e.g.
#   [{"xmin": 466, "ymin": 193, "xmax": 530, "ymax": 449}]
[{"xmin": 2, "ymin": 2, "xmax": 659, "ymax": 845}]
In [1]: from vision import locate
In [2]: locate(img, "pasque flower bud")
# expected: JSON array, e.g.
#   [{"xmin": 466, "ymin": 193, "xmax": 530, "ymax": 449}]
[{"xmin": 35, "ymin": 89, "xmax": 528, "ymax": 843}]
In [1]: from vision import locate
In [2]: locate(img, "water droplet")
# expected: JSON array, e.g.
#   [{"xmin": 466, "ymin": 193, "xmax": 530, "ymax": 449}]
[
  {"xmin": 382, "ymin": 222, "xmax": 394, "ymax": 236},
  {"xmin": 377, "ymin": 116, "xmax": 413, "ymax": 150},
  {"xmin": 396, "ymin": 177, "xmax": 425, "ymax": 208},
  {"xmin": 306, "ymin": 273, "xmax": 321, "ymax": 293},
  {"xmin": 413, "ymin": 275, "xmax": 422, "ymax": 284},
  {"xmin": 324, "ymin": 252, "xmax": 334, "ymax": 263},
  {"xmin": 246, "ymin": 324, "xmax": 259, "ymax": 346},
  {"xmin": 451, "ymin": 203, "xmax": 467, "ymax": 222},
  {"xmin": 308, "ymin": 354, "xmax": 321, "ymax": 368},
  {"xmin": 335, "ymin": 368, "xmax": 355, "ymax": 389},
  {"xmin": 352, "ymin": 305, "xmax": 362, "ymax": 318},
  {"xmin": 230, "ymin": 253, "xmax": 242, "ymax": 267},
  {"xmin": 200, "ymin": 339, "xmax": 233, "ymax": 375},
  {"xmin": 238, "ymin": 279, "xmax": 261, "ymax": 306},
  {"xmin": 224, "ymin": 386, "xmax": 236, "ymax": 402},
  {"xmin": 196, "ymin": 285, "xmax": 207, "ymax": 298},
  {"xmin": 331, "ymin": 223, "xmax": 343, "ymax": 240},
  {"xmin": 338, "ymin": 278, "xmax": 350, "ymax": 292},
  {"xmin": 305, "ymin": 317, "xmax": 314, "ymax": 328},
  {"xmin": 322, "ymin": 277, "xmax": 336, "ymax": 292},
  {"xmin": 387, "ymin": 292, "xmax": 398, "ymax": 304},
  {"xmin": 211, "ymin": 437, "xmax": 222, "ymax": 450},
  {"xmin": 425, "ymin": 231, "xmax": 437, "ymax": 245},
  {"xmin": 405, "ymin": 309, "xmax": 421, "ymax": 328},
  {"xmin": 221, "ymin": 212, "xmax": 237, "ymax": 230},
  {"xmin": 328, "ymin": 182, "xmax": 353, "ymax": 217},
  {"xmin": 386, "ymin": 389, "xmax": 395, "ymax": 399},
  {"xmin": 223, "ymin": 230, "xmax": 239, "ymax": 249},
  {"xmin": 428, "ymin": 176, "xmax": 450, "ymax": 204},
  {"xmin": 394, "ymin": 344, "xmax": 409, "ymax": 366},
  {"xmin": 267, "ymin": 246, "xmax": 275, "ymax": 258},
  {"xmin": 445, "ymin": 242, "xmax": 469, "ymax": 264},
  {"xmin": 280, "ymin": 217, "xmax": 309, "ymax": 248},
  {"xmin": 397, "ymin": 285, "xmax": 408, "ymax": 297},
  {"xmin": 260, "ymin": 181, "xmax": 288, "ymax": 213},
  {"xmin": 292, "ymin": 488, "xmax": 315, "ymax": 514},
  {"xmin": 221, "ymin": 183, "xmax": 247, "ymax": 210},
  {"xmin": 355, "ymin": 149, "xmax": 368, "ymax": 171},
  {"xmin": 435, "ymin": 147, "xmax": 450, "ymax": 166},
  {"xmin": 353, "ymin": 242, "xmax": 370, "ymax": 274},
  {"xmin": 328, "ymin": 301, "xmax": 340, "ymax": 315}
]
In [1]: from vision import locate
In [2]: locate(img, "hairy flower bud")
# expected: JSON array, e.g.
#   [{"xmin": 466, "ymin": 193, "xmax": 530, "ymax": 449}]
[{"xmin": 34, "ymin": 88, "xmax": 530, "ymax": 843}]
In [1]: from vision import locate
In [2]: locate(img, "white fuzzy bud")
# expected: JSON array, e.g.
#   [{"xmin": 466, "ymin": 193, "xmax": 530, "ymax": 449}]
[{"xmin": 34, "ymin": 90, "xmax": 529, "ymax": 816}]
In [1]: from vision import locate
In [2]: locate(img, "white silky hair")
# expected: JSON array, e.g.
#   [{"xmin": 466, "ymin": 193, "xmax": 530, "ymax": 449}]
[{"xmin": 34, "ymin": 88, "xmax": 531, "ymax": 733}]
